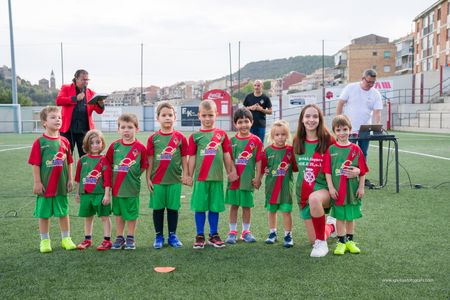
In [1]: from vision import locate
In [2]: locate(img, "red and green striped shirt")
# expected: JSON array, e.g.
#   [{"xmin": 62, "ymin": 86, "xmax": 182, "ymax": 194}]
[{"xmin": 75, "ymin": 154, "xmax": 112, "ymax": 194}]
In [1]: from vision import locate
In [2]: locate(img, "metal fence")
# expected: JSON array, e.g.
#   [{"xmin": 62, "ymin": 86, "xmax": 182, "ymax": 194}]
[{"xmin": 392, "ymin": 112, "xmax": 450, "ymax": 129}]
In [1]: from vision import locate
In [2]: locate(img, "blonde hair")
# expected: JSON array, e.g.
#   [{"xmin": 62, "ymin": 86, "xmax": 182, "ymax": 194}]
[
  {"xmin": 82, "ymin": 129, "xmax": 106, "ymax": 154},
  {"xmin": 117, "ymin": 113, "xmax": 139, "ymax": 129},
  {"xmin": 40, "ymin": 106, "xmax": 60, "ymax": 125},
  {"xmin": 332, "ymin": 114, "xmax": 352, "ymax": 132},
  {"xmin": 268, "ymin": 120, "xmax": 291, "ymax": 145},
  {"xmin": 199, "ymin": 99, "xmax": 217, "ymax": 112}
]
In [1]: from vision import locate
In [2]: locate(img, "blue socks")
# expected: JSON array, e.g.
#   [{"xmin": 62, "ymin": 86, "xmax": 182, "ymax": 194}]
[
  {"xmin": 208, "ymin": 211, "xmax": 219, "ymax": 235},
  {"xmin": 195, "ymin": 211, "xmax": 219, "ymax": 235}
]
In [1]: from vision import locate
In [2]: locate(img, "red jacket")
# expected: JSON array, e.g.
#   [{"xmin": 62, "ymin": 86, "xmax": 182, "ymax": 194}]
[{"xmin": 56, "ymin": 83, "xmax": 105, "ymax": 133}]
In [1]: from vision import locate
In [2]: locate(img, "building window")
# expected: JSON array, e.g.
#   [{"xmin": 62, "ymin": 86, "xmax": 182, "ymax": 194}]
[
  {"xmin": 383, "ymin": 65, "xmax": 391, "ymax": 72},
  {"xmin": 436, "ymin": 58, "xmax": 440, "ymax": 69},
  {"xmin": 384, "ymin": 51, "xmax": 391, "ymax": 58},
  {"xmin": 437, "ymin": 33, "xmax": 440, "ymax": 43},
  {"xmin": 447, "ymin": 28, "xmax": 450, "ymax": 41},
  {"xmin": 372, "ymin": 65, "xmax": 377, "ymax": 70},
  {"xmin": 372, "ymin": 51, "xmax": 378, "ymax": 56},
  {"xmin": 437, "ymin": 8, "xmax": 441, "ymax": 20}
]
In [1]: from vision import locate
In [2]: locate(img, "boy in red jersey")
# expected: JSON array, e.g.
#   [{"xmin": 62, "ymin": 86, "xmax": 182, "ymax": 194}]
[
  {"xmin": 28, "ymin": 106, "xmax": 77, "ymax": 253},
  {"xmin": 106, "ymin": 113, "xmax": 148, "ymax": 250},
  {"xmin": 187, "ymin": 100, "xmax": 238, "ymax": 249}
]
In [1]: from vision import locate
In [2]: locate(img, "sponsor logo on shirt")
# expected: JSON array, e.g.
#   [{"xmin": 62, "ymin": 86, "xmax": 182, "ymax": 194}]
[
  {"xmin": 272, "ymin": 161, "xmax": 289, "ymax": 177},
  {"xmin": 303, "ymin": 168, "xmax": 316, "ymax": 185},
  {"xmin": 158, "ymin": 146, "xmax": 176, "ymax": 161},
  {"xmin": 200, "ymin": 135, "xmax": 221, "ymax": 156},
  {"xmin": 236, "ymin": 150, "xmax": 252, "ymax": 165},
  {"xmin": 115, "ymin": 158, "xmax": 136, "ymax": 172},
  {"xmin": 83, "ymin": 169, "xmax": 102, "ymax": 185},
  {"xmin": 46, "ymin": 151, "xmax": 66, "ymax": 168},
  {"xmin": 336, "ymin": 159, "xmax": 352, "ymax": 176}
]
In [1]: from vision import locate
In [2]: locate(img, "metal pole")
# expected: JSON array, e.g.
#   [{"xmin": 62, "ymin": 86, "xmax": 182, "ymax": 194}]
[
  {"xmin": 279, "ymin": 78, "xmax": 283, "ymax": 119},
  {"xmin": 238, "ymin": 41, "xmax": 240, "ymax": 99},
  {"xmin": 8, "ymin": 0, "xmax": 21, "ymax": 133},
  {"xmin": 322, "ymin": 39, "xmax": 325, "ymax": 114},
  {"xmin": 141, "ymin": 43, "xmax": 144, "ymax": 104},
  {"xmin": 229, "ymin": 42, "xmax": 233, "ymax": 96},
  {"xmin": 60, "ymin": 42, "xmax": 64, "ymax": 84}
]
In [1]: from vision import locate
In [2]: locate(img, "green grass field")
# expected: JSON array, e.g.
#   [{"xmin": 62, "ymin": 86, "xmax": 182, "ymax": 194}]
[{"xmin": 0, "ymin": 131, "xmax": 449, "ymax": 299}]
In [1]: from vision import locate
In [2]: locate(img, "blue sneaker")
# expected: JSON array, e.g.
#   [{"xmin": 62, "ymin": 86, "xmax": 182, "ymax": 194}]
[
  {"xmin": 111, "ymin": 237, "xmax": 125, "ymax": 250},
  {"xmin": 168, "ymin": 233, "xmax": 183, "ymax": 248},
  {"xmin": 153, "ymin": 235, "xmax": 164, "ymax": 249},
  {"xmin": 265, "ymin": 232, "xmax": 277, "ymax": 244},
  {"xmin": 124, "ymin": 238, "xmax": 136, "ymax": 250},
  {"xmin": 225, "ymin": 230, "xmax": 238, "ymax": 244},
  {"xmin": 283, "ymin": 233, "xmax": 294, "ymax": 248},
  {"xmin": 241, "ymin": 230, "xmax": 256, "ymax": 243}
]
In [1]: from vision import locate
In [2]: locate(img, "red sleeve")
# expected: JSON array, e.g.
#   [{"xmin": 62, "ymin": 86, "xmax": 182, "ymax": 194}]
[
  {"xmin": 180, "ymin": 133, "xmax": 189, "ymax": 157},
  {"xmin": 55, "ymin": 84, "xmax": 77, "ymax": 106},
  {"xmin": 146, "ymin": 134, "xmax": 155, "ymax": 156},
  {"xmin": 261, "ymin": 149, "xmax": 268, "ymax": 171},
  {"xmin": 323, "ymin": 149, "xmax": 332, "ymax": 174},
  {"xmin": 291, "ymin": 149, "xmax": 298, "ymax": 172},
  {"xmin": 140, "ymin": 143, "xmax": 149, "ymax": 170},
  {"xmin": 357, "ymin": 147, "xmax": 369, "ymax": 176},
  {"xmin": 28, "ymin": 138, "xmax": 42, "ymax": 166},
  {"xmin": 102, "ymin": 157, "xmax": 112, "ymax": 188},
  {"xmin": 105, "ymin": 142, "xmax": 115, "ymax": 165},
  {"xmin": 255, "ymin": 138, "xmax": 263, "ymax": 162},
  {"xmin": 61, "ymin": 137, "xmax": 73, "ymax": 164},
  {"xmin": 74, "ymin": 160, "xmax": 81, "ymax": 183},
  {"xmin": 187, "ymin": 134, "xmax": 197, "ymax": 156},
  {"xmin": 222, "ymin": 134, "xmax": 232, "ymax": 154}
]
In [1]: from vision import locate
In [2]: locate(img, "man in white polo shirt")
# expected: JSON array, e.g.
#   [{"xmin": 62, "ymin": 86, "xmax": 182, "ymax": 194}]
[{"xmin": 336, "ymin": 69, "xmax": 383, "ymax": 187}]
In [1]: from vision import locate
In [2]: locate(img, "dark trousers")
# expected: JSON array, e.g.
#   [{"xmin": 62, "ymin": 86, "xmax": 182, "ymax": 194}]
[
  {"xmin": 250, "ymin": 126, "xmax": 266, "ymax": 144},
  {"xmin": 61, "ymin": 131, "xmax": 86, "ymax": 158}
]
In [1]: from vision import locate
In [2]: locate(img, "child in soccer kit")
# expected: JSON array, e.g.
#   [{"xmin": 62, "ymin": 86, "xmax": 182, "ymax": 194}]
[
  {"xmin": 187, "ymin": 100, "xmax": 238, "ymax": 249},
  {"xmin": 106, "ymin": 113, "xmax": 148, "ymax": 250},
  {"xmin": 224, "ymin": 108, "xmax": 263, "ymax": 244},
  {"xmin": 28, "ymin": 106, "xmax": 77, "ymax": 253},
  {"xmin": 324, "ymin": 115, "xmax": 368, "ymax": 255},
  {"xmin": 259, "ymin": 120, "xmax": 298, "ymax": 248},
  {"xmin": 146, "ymin": 102, "xmax": 188, "ymax": 249},
  {"xmin": 75, "ymin": 129, "xmax": 113, "ymax": 251}
]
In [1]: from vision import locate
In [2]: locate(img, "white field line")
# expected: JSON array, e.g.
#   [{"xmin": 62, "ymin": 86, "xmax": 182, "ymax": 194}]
[
  {"xmin": 0, "ymin": 146, "xmax": 32, "ymax": 152},
  {"xmin": 370, "ymin": 145, "xmax": 450, "ymax": 161}
]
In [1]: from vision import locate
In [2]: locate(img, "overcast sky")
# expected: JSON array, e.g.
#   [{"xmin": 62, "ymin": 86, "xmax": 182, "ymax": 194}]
[{"xmin": 0, "ymin": 0, "xmax": 433, "ymax": 93}]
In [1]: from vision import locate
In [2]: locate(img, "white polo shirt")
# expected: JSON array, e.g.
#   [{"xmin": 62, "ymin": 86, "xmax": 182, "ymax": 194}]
[{"xmin": 339, "ymin": 82, "xmax": 383, "ymax": 133}]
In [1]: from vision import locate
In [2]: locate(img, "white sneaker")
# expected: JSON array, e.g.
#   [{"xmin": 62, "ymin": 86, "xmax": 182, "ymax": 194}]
[
  {"xmin": 310, "ymin": 239, "xmax": 329, "ymax": 257},
  {"xmin": 326, "ymin": 216, "xmax": 337, "ymax": 238}
]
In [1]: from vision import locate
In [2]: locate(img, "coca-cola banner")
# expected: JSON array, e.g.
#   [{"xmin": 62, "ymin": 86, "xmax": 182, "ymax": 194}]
[{"xmin": 202, "ymin": 89, "xmax": 231, "ymax": 116}]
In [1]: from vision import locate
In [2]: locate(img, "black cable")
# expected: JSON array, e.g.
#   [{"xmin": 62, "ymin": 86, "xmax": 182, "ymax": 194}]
[{"xmin": 432, "ymin": 181, "xmax": 450, "ymax": 189}]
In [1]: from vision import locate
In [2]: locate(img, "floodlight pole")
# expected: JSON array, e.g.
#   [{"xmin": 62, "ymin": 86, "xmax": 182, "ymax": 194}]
[{"xmin": 8, "ymin": 0, "xmax": 21, "ymax": 133}]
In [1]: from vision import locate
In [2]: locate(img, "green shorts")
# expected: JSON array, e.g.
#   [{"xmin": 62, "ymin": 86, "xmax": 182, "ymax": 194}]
[
  {"xmin": 112, "ymin": 196, "xmax": 140, "ymax": 220},
  {"xmin": 331, "ymin": 203, "xmax": 362, "ymax": 221},
  {"xmin": 78, "ymin": 194, "xmax": 111, "ymax": 217},
  {"xmin": 190, "ymin": 181, "xmax": 225, "ymax": 212},
  {"xmin": 299, "ymin": 204, "xmax": 331, "ymax": 220},
  {"xmin": 34, "ymin": 195, "xmax": 68, "ymax": 218},
  {"xmin": 265, "ymin": 203, "xmax": 292, "ymax": 213},
  {"xmin": 149, "ymin": 183, "xmax": 182, "ymax": 210},
  {"xmin": 225, "ymin": 189, "xmax": 254, "ymax": 208}
]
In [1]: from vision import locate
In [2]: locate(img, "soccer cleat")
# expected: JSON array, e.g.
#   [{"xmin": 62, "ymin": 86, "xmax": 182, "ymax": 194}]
[
  {"xmin": 208, "ymin": 234, "xmax": 226, "ymax": 248},
  {"xmin": 193, "ymin": 234, "xmax": 206, "ymax": 249},
  {"xmin": 77, "ymin": 239, "xmax": 92, "ymax": 250},
  {"xmin": 225, "ymin": 230, "xmax": 238, "ymax": 244},
  {"xmin": 153, "ymin": 235, "xmax": 164, "ymax": 249},
  {"xmin": 283, "ymin": 233, "xmax": 294, "ymax": 248},
  {"xmin": 265, "ymin": 232, "xmax": 278, "ymax": 244},
  {"xmin": 124, "ymin": 238, "xmax": 136, "ymax": 250},
  {"xmin": 326, "ymin": 216, "xmax": 337, "ymax": 238},
  {"xmin": 40, "ymin": 239, "xmax": 52, "ymax": 253},
  {"xmin": 310, "ymin": 239, "xmax": 329, "ymax": 257},
  {"xmin": 334, "ymin": 242, "xmax": 347, "ymax": 255},
  {"xmin": 111, "ymin": 237, "xmax": 125, "ymax": 250},
  {"xmin": 61, "ymin": 237, "xmax": 77, "ymax": 250},
  {"xmin": 97, "ymin": 239, "xmax": 112, "ymax": 251},
  {"xmin": 345, "ymin": 241, "xmax": 361, "ymax": 254},
  {"xmin": 241, "ymin": 230, "xmax": 256, "ymax": 243},
  {"xmin": 168, "ymin": 233, "xmax": 183, "ymax": 248}
]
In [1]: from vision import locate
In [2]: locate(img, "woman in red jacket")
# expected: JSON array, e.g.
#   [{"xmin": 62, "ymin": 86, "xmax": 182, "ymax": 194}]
[{"xmin": 56, "ymin": 69, "xmax": 104, "ymax": 157}]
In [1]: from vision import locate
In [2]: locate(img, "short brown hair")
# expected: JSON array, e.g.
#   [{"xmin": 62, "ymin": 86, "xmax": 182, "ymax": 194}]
[
  {"xmin": 156, "ymin": 101, "xmax": 175, "ymax": 116},
  {"xmin": 40, "ymin": 106, "xmax": 60, "ymax": 125},
  {"xmin": 233, "ymin": 107, "xmax": 253, "ymax": 123},
  {"xmin": 82, "ymin": 129, "xmax": 106, "ymax": 154},
  {"xmin": 199, "ymin": 99, "xmax": 217, "ymax": 112},
  {"xmin": 117, "ymin": 113, "xmax": 139, "ymax": 129},
  {"xmin": 332, "ymin": 115, "xmax": 352, "ymax": 132}
]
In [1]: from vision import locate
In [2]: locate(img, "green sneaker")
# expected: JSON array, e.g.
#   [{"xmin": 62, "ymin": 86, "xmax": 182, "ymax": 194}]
[
  {"xmin": 40, "ymin": 239, "xmax": 52, "ymax": 253},
  {"xmin": 345, "ymin": 241, "xmax": 361, "ymax": 254},
  {"xmin": 61, "ymin": 237, "xmax": 77, "ymax": 250},
  {"xmin": 333, "ymin": 242, "xmax": 347, "ymax": 255}
]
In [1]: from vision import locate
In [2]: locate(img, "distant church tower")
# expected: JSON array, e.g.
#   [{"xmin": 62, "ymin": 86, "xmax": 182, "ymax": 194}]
[{"xmin": 50, "ymin": 70, "xmax": 56, "ymax": 90}]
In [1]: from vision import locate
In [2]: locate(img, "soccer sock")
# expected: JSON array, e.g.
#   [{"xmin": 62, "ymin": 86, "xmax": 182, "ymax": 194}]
[
  {"xmin": 229, "ymin": 223, "xmax": 237, "ymax": 232},
  {"xmin": 311, "ymin": 215, "xmax": 326, "ymax": 241},
  {"xmin": 208, "ymin": 211, "xmax": 219, "ymax": 235},
  {"xmin": 40, "ymin": 233, "xmax": 49, "ymax": 240},
  {"xmin": 104, "ymin": 236, "xmax": 111, "ymax": 241},
  {"xmin": 270, "ymin": 228, "xmax": 277, "ymax": 233},
  {"xmin": 346, "ymin": 234, "xmax": 354, "ymax": 241},
  {"xmin": 242, "ymin": 223, "xmax": 250, "ymax": 232},
  {"xmin": 167, "ymin": 209, "xmax": 178, "ymax": 234},
  {"xmin": 61, "ymin": 231, "xmax": 70, "ymax": 238},
  {"xmin": 284, "ymin": 231, "xmax": 291, "ymax": 237},
  {"xmin": 85, "ymin": 235, "xmax": 92, "ymax": 241},
  {"xmin": 153, "ymin": 209, "xmax": 165, "ymax": 236},
  {"xmin": 338, "ymin": 236, "xmax": 347, "ymax": 244},
  {"xmin": 195, "ymin": 212, "xmax": 206, "ymax": 235},
  {"xmin": 324, "ymin": 224, "xmax": 334, "ymax": 239}
]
